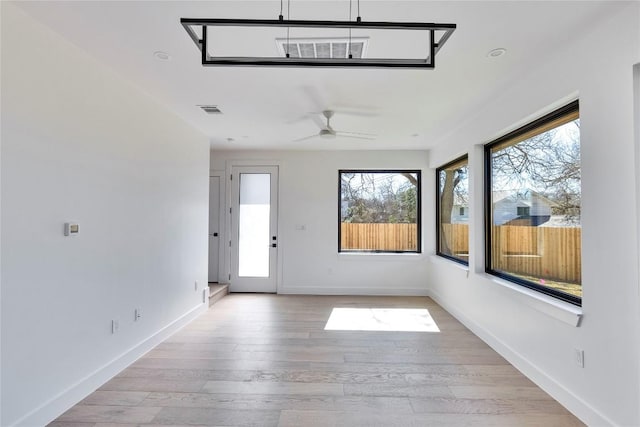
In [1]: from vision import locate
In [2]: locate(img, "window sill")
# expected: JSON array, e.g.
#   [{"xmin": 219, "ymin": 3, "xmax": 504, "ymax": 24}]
[
  {"xmin": 484, "ymin": 274, "xmax": 583, "ymax": 327},
  {"xmin": 429, "ymin": 254, "xmax": 470, "ymax": 272}
]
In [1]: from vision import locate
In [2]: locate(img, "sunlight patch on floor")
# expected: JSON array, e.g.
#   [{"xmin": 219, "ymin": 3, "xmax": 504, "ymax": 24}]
[{"xmin": 324, "ymin": 308, "xmax": 440, "ymax": 332}]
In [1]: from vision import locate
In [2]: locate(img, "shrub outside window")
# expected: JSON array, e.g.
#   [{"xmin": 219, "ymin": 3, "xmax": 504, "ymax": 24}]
[
  {"xmin": 436, "ymin": 156, "xmax": 469, "ymax": 264},
  {"xmin": 339, "ymin": 170, "xmax": 421, "ymax": 253},
  {"xmin": 485, "ymin": 101, "xmax": 581, "ymax": 305}
]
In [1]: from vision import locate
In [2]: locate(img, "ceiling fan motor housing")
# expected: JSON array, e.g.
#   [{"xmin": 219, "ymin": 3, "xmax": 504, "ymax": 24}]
[{"xmin": 319, "ymin": 128, "xmax": 336, "ymax": 138}]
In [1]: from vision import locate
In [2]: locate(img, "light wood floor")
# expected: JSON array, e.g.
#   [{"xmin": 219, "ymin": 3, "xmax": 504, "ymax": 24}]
[{"xmin": 50, "ymin": 295, "xmax": 583, "ymax": 426}]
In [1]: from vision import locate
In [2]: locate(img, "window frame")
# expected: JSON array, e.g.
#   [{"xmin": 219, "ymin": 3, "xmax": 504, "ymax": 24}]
[
  {"xmin": 338, "ymin": 169, "xmax": 422, "ymax": 254},
  {"xmin": 435, "ymin": 155, "xmax": 470, "ymax": 265},
  {"xmin": 484, "ymin": 100, "xmax": 581, "ymax": 306}
]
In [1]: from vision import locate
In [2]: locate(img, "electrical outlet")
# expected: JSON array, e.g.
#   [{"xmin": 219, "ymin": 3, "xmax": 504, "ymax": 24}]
[
  {"xmin": 111, "ymin": 319, "xmax": 119, "ymax": 334},
  {"xmin": 574, "ymin": 348, "xmax": 584, "ymax": 368},
  {"xmin": 134, "ymin": 308, "xmax": 141, "ymax": 321}
]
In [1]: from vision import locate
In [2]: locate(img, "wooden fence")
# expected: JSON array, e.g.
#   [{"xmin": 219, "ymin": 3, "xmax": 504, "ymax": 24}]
[
  {"xmin": 345, "ymin": 223, "xmax": 581, "ymax": 284},
  {"xmin": 341, "ymin": 223, "xmax": 417, "ymax": 251},
  {"xmin": 440, "ymin": 224, "xmax": 469, "ymax": 256},
  {"xmin": 441, "ymin": 224, "xmax": 581, "ymax": 284},
  {"xmin": 491, "ymin": 225, "xmax": 581, "ymax": 284}
]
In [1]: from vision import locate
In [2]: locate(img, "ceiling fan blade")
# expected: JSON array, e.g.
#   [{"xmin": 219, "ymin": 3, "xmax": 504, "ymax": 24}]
[
  {"xmin": 301, "ymin": 85, "xmax": 327, "ymax": 112},
  {"xmin": 306, "ymin": 109, "xmax": 378, "ymax": 119},
  {"xmin": 299, "ymin": 86, "xmax": 379, "ymax": 118},
  {"xmin": 332, "ymin": 108, "xmax": 379, "ymax": 117},
  {"xmin": 286, "ymin": 115, "xmax": 311, "ymax": 125},
  {"xmin": 292, "ymin": 134, "xmax": 319, "ymax": 143},
  {"xmin": 310, "ymin": 115, "xmax": 325, "ymax": 129},
  {"xmin": 335, "ymin": 132, "xmax": 376, "ymax": 140},
  {"xmin": 336, "ymin": 130, "xmax": 377, "ymax": 137},
  {"xmin": 288, "ymin": 112, "xmax": 326, "ymax": 129}
]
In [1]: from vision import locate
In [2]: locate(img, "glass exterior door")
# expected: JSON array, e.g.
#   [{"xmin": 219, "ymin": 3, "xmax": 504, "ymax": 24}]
[{"xmin": 230, "ymin": 166, "xmax": 278, "ymax": 292}]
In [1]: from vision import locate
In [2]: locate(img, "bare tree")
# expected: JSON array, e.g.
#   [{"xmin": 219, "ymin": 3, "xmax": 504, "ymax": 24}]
[
  {"xmin": 341, "ymin": 172, "xmax": 417, "ymax": 223},
  {"xmin": 438, "ymin": 166, "xmax": 467, "ymax": 255},
  {"xmin": 490, "ymin": 120, "xmax": 580, "ymax": 221}
]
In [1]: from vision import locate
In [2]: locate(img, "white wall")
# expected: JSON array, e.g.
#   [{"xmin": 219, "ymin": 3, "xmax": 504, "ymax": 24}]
[
  {"xmin": 1, "ymin": 4, "xmax": 210, "ymax": 426},
  {"xmin": 428, "ymin": 3, "xmax": 640, "ymax": 426},
  {"xmin": 210, "ymin": 150, "xmax": 431, "ymax": 296}
]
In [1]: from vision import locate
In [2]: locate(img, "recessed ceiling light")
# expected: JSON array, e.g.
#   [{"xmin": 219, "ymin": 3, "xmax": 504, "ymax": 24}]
[
  {"xmin": 487, "ymin": 48, "xmax": 507, "ymax": 58},
  {"xmin": 154, "ymin": 51, "xmax": 171, "ymax": 61}
]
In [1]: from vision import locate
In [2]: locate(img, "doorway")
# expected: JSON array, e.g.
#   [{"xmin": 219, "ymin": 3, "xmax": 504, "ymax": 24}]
[{"xmin": 230, "ymin": 166, "xmax": 278, "ymax": 293}]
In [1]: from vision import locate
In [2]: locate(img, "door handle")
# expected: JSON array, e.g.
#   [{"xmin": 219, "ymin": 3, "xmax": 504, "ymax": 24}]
[
  {"xmin": 209, "ymin": 233, "xmax": 218, "ymax": 237},
  {"xmin": 271, "ymin": 243, "xmax": 277, "ymax": 248}
]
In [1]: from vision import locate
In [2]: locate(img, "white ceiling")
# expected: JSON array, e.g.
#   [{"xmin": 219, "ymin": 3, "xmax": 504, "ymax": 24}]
[{"xmin": 15, "ymin": 1, "xmax": 610, "ymax": 151}]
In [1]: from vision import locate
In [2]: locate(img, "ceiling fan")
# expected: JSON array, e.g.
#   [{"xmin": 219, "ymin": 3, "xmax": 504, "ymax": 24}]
[{"xmin": 294, "ymin": 110, "xmax": 376, "ymax": 142}]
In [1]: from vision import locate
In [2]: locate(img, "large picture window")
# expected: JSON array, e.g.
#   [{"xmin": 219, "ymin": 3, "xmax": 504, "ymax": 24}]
[
  {"xmin": 436, "ymin": 155, "xmax": 469, "ymax": 264},
  {"xmin": 485, "ymin": 101, "xmax": 581, "ymax": 305},
  {"xmin": 339, "ymin": 170, "xmax": 421, "ymax": 253}
]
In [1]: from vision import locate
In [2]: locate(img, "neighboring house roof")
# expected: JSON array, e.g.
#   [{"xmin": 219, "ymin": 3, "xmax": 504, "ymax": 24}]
[
  {"xmin": 494, "ymin": 189, "xmax": 558, "ymax": 206},
  {"xmin": 455, "ymin": 189, "xmax": 558, "ymax": 208},
  {"xmin": 539, "ymin": 215, "xmax": 582, "ymax": 227}
]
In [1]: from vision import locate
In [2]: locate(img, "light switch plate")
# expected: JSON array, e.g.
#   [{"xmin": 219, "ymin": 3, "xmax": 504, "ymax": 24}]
[{"xmin": 574, "ymin": 348, "xmax": 584, "ymax": 368}]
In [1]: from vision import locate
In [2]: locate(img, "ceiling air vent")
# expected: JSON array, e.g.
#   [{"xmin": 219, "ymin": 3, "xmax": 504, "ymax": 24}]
[
  {"xmin": 198, "ymin": 105, "xmax": 222, "ymax": 114},
  {"xmin": 275, "ymin": 37, "xmax": 369, "ymax": 59}
]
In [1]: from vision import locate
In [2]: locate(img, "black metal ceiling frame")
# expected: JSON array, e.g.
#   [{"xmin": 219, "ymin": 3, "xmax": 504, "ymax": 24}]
[{"xmin": 180, "ymin": 18, "xmax": 456, "ymax": 68}]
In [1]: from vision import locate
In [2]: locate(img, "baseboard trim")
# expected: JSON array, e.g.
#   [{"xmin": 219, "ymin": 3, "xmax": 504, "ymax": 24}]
[
  {"xmin": 428, "ymin": 288, "xmax": 614, "ymax": 427},
  {"xmin": 278, "ymin": 286, "xmax": 428, "ymax": 296},
  {"xmin": 11, "ymin": 302, "xmax": 207, "ymax": 427}
]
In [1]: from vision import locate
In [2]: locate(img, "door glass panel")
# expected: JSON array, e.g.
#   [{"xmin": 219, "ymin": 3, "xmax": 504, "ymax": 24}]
[{"xmin": 238, "ymin": 173, "xmax": 271, "ymax": 277}]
